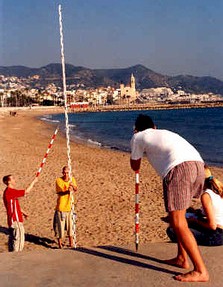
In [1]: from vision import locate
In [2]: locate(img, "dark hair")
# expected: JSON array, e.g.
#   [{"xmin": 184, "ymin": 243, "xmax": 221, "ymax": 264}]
[
  {"xmin": 3, "ymin": 175, "xmax": 12, "ymax": 185},
  {"xmin": 62, "ymin": 166, "xmax": 68, "ymax": 172},
  {"xmin": 135, "ymin": 114, "xmax": 155, "ymax": 131}
]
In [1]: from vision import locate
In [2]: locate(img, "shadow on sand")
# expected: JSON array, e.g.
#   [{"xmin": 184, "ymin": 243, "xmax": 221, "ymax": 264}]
[
  {"xmin": 0, "ymin": 225, "xmax": 56, "ymax": 249},
  {"xmin": 75, "ymin": 245, "xmax": 178, "ymax": 276},
  {"xmin": 25, "ymin": 233, "xmax": 56, "ymax": 249}
]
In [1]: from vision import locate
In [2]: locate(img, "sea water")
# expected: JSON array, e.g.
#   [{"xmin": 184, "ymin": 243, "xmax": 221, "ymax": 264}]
[{"xmin": 40, "ymin": 107, "xmax": 223, "ymax": 167}]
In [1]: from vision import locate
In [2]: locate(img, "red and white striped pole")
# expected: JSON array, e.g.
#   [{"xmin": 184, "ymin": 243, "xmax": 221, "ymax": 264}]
[
  {"xmin": 36, "ymin": 126, "xmax": 59, "ymax": 177},
  {"xmin": 135, "ymin": 170, "xmax": 140, "ymax": 251}
]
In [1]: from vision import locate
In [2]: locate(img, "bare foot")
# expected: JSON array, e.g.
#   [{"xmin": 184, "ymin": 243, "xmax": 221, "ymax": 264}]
[
  {"xmin": 58, "ymin": 242, "xmax": 64, "ymax": 249},
  {"xmin": 163, "ymin": 257, "xmax": 190, "ymax": 269},
  {"xmin": 174, "ymin": 270, "xmax": 209, "ymax": 282}
]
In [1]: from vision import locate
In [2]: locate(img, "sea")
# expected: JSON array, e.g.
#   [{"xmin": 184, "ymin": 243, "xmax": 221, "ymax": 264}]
[{"xmin": 40, "ymin": 107, "xmax": 223, "ymax": 167}]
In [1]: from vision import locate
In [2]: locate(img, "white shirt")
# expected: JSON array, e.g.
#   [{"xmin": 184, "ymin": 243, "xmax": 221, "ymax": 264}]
[
  {"xmin": 203, "ymin": 189, "xmax": 223, "ymax": 226},
  {"xmin": 131, "ymin": 128, "xmax": 203, "ymax": 178}
]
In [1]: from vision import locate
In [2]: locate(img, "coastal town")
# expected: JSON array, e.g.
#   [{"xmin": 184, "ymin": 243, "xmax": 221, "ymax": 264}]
[
  {"xmin": 1, "ymin": 73, "xmax": 223, "ymax": 110},
  {"xmin": 2, "ymin": 2, "xmax": 223, "ymax": 285}
]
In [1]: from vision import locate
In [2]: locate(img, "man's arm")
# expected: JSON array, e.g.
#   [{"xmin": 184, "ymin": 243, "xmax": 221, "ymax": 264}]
[
  {"xmin": 69, "ymin": 179, "xmax": 77, "ymax": 192},
  {"xmin": 57, "ymin": 187, "xmax": 76, "ymax": 195},
  {"xmin": 200, "ymin": 192, "xmax": 217, "ymax": 230},
  {"xmin": 56, "ymin": 178, "xmax": 77, "ymax": 196},
  {"xmin": 187, "ymin": 193, "xmax": 217, "ymax": 230},
  {"xmin": 21, "ymin": 209, "xmax": 29, "ymax": 219},
  {"xmin": 57, "ymin": 190, "xmax": 70, "ymax": 196},
  {"xmin": 130, "ymin": 158, "xmax": 141, "ymax": 171},
  {"xmin": 25, "ymin": 177, "xmax": 38, "ymax": 195},
  {"xmin": 130, "ymin": 132, "xmax": 143, "ymax": 172}
]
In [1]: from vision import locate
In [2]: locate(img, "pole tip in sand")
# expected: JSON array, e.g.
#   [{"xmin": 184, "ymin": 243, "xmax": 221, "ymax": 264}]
[{"xmin": 135, "ymin": 243, "xmax": 138, "ymax": 252}]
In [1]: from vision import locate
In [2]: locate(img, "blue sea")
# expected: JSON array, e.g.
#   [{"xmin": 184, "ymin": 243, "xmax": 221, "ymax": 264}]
[{"xmin": 40, "ymin": 107, "xmax": 223, "ymax": 167}]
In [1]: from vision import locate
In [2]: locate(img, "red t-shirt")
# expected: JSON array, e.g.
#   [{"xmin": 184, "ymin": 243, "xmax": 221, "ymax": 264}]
[{"xmin": 3, "ymin": 187, "xmax": 25, "ymax": 227}]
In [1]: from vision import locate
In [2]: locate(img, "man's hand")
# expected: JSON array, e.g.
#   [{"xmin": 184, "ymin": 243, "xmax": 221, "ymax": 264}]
[
  {"xmin": 130, "ymin": 158, "xmax": 141, "ymax": 171},
  {"xmin": 25, "ymin": 177, "xmax": 38, "ymax": 195},
  {"xmin": 22, "ymin": 211, "xmax": 29, "ymax": 220},
  {"xmin": 68, "ymin": 182, "xmax": 77, "ymax": 192}
]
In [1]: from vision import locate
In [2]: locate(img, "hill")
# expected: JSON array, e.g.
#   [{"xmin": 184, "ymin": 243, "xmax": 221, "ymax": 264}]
[{"xmin": 1, "ymin": 63, "xmax": 223, "ymax": 95}]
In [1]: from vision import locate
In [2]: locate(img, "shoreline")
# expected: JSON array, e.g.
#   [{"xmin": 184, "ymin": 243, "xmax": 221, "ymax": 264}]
[
  {"xmin": 0, "ymin": 108, "xmax": 168, "ymax": 252},
  {"xmin": 0, "ymin": 107, "xmax": 223, "ymax": 254},
  {"xmin": 39, "ymin": 105, "xmax": 223, "ymax": 169},
  {"xmin": 0, "ymin": 101, "xmax": 223, "ymax": 116},
  {"xmin": 76, "ymin": 102, "xmax": 223, "ymax": 113}
]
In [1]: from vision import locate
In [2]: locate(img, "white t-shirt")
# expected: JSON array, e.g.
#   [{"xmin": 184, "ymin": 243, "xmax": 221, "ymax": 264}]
[
  {"xmin": 130, "ymin": 128, "xmax": 203, "ymax": 178},
  {"xmin": 203, "ymin": 189, "xmax": 223, "ymax": 226}
]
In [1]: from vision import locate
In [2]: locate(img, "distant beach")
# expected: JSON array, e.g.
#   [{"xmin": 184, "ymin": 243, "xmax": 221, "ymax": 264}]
[{"xmin": 68, "ymin": 102, "xmax": 223, "ymax": 113}]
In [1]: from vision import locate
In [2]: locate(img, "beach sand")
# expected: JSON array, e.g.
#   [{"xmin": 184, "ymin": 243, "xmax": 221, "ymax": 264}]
[
  {"xmin": 0, "ymin": 107, "xmax": 170, "ymax": 251},
  {"xmin": 0, "ymin": 107, "xmax": 223, "ymax": 286}
]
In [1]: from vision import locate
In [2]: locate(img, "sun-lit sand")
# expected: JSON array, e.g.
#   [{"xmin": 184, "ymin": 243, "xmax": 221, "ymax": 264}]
[
  {"xmin": 0, "ymin": 107, "xmax": 163, "ymax": 251},
  {"xmin": 1, "ymin": 107, "xmax": 223, "ymax": 286},
  {"xmin": 0, "ymin": 107, "xmax": 222, "ymax": 253}
]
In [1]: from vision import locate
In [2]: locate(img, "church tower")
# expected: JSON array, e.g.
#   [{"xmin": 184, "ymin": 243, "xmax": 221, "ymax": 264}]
[
  {"xmin": 130, "ymin": 73, "xmax": 136, "ymax": 91},
  {"xmin": 119, "ymin": 74, "xmax": 137, "ymax": 103}
]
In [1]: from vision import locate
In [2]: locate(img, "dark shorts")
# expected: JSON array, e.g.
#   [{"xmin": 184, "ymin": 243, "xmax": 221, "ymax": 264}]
[
  {"xmin": 163, "ymin": 161, "xmax": 205, "ymax": 212},
  {"xmin": 167, "ymin": 226, "xmax": 223, "ymax": 246}
]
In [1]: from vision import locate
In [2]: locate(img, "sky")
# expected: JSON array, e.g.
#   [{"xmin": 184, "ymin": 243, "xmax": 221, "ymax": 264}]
[{"xmin": 1, "ymin": 0, "xmax": 223, "ymax": 80}]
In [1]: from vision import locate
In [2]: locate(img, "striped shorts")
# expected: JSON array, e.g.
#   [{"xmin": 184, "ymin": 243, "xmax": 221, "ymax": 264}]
[{"xmin": 163, "ymin": 161, "xmax": 205, "ymax": 212}]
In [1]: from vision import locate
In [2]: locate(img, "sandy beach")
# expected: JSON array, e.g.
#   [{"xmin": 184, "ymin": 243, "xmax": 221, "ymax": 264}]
[
  {"xmin": 1, "ymin": 107, "xmax": 223, "ymax": 286},
  {"xmin": 0, "ymin": 107, "xmax": 165, "ymax": 251},
  {"xmin": 0, "ymin": 107, "xmax": 223, "ymax": 252}
]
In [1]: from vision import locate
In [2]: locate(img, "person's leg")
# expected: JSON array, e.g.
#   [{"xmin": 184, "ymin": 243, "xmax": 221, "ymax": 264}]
[
  {"xmin": 164, "ymin": 241, "xmax": 190, "ymax": 269},
  {"xmin": 166, "ymin": 226, "xmax": 177, "ymax": 242},
  {"xmin": 19, "ymin": 222, "xmax": 25, "ymax": 251},
  {"xmin": 12, "ymin": 221, "xmax": 24, "ymax": 252},
  {"xmin": 58, "ymin": 238, "xmax": 63, "ymax": 249},
  {"xmin": 54, "ymin": 211, "xmax": 65, "ymax": 248},
  {"xmin": 166, "ymin": 223, "xmax": 210, "ymax": 268},
  {"xmin": 59, "ymin": 214, "xmax": 65, "ymax": 248},
  {"xmin": 8, "ymin": 227, "xmax": 14, "ymax": 252},
  {"xmin": 163, "ymin": 161, "xmax": 208, "ymax": 281},
  {"xmin": 69, "ymin": 236, "xmax": 74, "ymax": 248},
  {"xmin": 170, "ymin": 210, "xmax": 209, "ymax": 282},
  {"xmin": 164, "ymin": 217, "xmax": 190, "ymax": 269}
]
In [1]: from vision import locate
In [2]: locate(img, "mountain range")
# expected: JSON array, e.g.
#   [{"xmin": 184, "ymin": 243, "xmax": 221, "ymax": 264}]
[{"xmin": 1, "ymin": 63, "xmax": 223, "ymax": 95}]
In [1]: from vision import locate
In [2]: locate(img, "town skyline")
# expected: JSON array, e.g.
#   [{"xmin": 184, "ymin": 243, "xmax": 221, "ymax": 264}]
[
  {"xmin": 1, "ymin": 1, "xmax": 223, "ymax": 80},
  {"xmin": 1, "ymin": 67, "xmax": 223, "ymax": 110}
]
